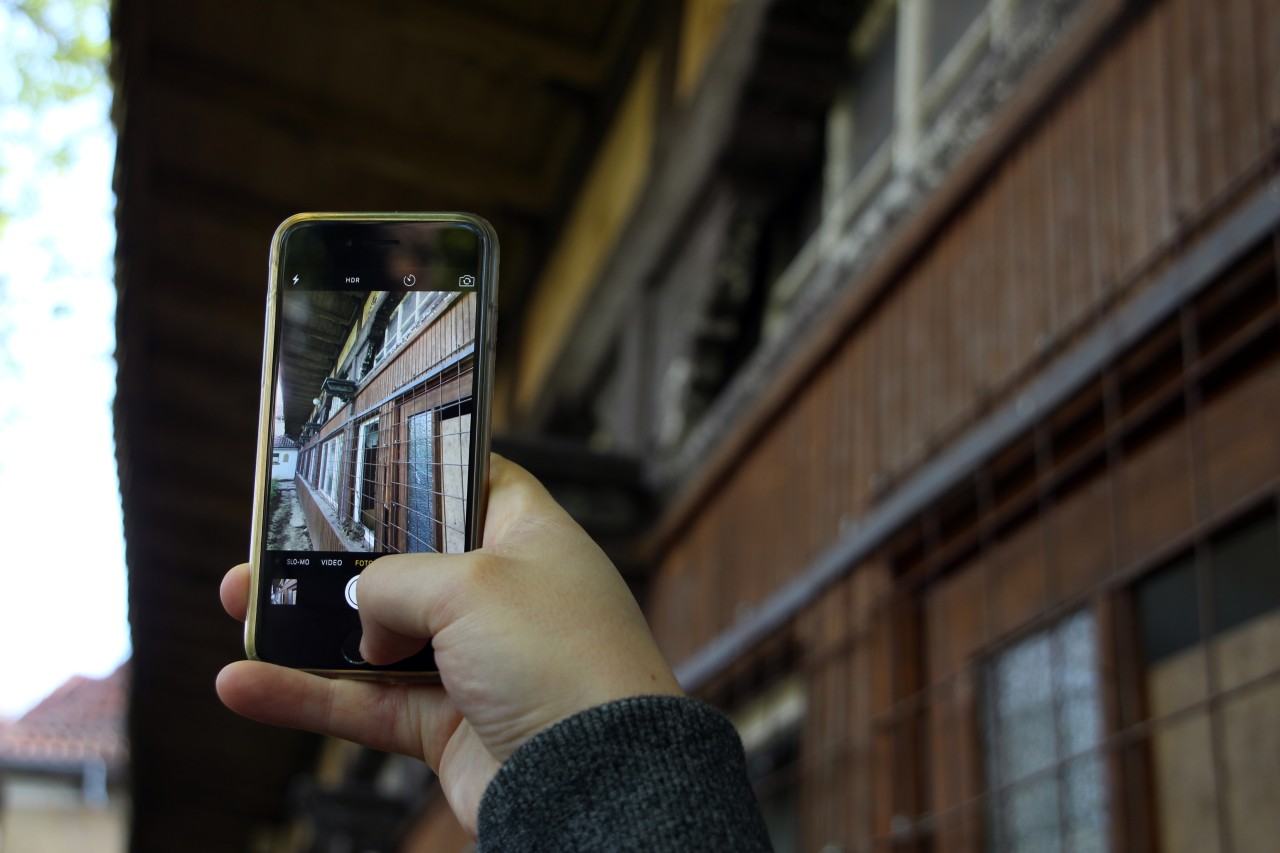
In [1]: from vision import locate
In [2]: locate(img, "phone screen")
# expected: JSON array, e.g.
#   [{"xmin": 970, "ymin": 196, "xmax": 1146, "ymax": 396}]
[{"xmin": 249, "ymin": 215, "xmax": 497, "ymax": 674}]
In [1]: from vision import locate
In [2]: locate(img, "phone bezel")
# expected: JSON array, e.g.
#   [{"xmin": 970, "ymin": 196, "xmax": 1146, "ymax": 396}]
[{"xmin": 245, "ymin": 212, "xmax": 498, "ymax": 680}]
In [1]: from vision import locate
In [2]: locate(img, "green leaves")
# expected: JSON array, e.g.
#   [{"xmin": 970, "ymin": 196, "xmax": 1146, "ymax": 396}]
[
  {"xmin": 1, "ymin": 0, "xmax": 110, "ymax": 234},
  {"xmin": 5, "ymin": 0, "xmax": 108, "ymax": 110}
]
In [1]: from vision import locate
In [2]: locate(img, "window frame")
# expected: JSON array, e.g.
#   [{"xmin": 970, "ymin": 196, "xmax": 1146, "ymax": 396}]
[
  {"xmin": 980, "ymin": 606, "xmax": 1111, "ymax": 853},
  {"xmin": 318, "ymin": 431, "xmax": 345, "ymax": 507}
]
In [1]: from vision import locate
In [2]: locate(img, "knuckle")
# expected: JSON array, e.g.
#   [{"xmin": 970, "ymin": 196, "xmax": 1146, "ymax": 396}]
[
  {"xmin": 458, "ymin": 550, "xmax": 506, "ymax": 589},
  {"xmin": 501, "ymin": 475, "xmax": 542, "ymax": 512}
]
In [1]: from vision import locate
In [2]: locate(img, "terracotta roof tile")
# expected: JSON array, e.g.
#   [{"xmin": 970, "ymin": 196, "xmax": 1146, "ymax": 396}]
[{"xmin": 0, "ymin": 661, "xmax": 129, "ymax": 771}]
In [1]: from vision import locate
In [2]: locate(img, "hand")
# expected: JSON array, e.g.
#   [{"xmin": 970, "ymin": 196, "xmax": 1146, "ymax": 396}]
[{"xmin": 217, "ymin": 455, "xmax": 683, "ymax": 837}]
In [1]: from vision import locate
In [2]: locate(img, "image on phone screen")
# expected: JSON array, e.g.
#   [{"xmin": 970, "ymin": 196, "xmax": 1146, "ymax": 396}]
[{"xmin": 267, "ymin": 283, "xmax": 476, "ymax": 556}]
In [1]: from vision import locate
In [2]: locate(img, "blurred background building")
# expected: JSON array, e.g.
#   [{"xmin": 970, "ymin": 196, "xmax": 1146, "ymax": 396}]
[
  {"xmin": 0, "ymin": 664, "xmax": 129, "ymax": 852},
  {"xmin": 110, "ymin": 0, "xmax": 1280, "ymax": 850}
]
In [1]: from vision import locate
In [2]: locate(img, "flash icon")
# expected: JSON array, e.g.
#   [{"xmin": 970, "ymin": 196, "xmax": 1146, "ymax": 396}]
[{"xmin": 292, "ymin": 275, "xmax": 299, "ymax": 286}]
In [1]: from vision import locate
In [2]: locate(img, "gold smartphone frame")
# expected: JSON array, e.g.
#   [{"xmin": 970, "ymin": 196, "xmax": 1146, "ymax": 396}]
[{"xmin": 245, "ymin": 212, "xmax": 498, "ymax": 680}]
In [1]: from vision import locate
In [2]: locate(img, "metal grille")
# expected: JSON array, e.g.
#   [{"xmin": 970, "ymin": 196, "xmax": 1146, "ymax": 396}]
[
  {"xmin": 710, "ymin": 239, "xmax": 1280, "ymax": 852},
  {"xmin": 406, "ymin": 411, "xmax": 436, "ymax": 552},
  {"xmin": 867, "ymin": 245, "xmax": 1280, "ymax": 851},
  {"xmin": 282, "ymin": 290, "xmax": 477, "ymax": 555}
]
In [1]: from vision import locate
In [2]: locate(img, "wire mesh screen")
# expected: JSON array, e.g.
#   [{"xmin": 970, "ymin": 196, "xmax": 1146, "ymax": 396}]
[
  {"xmin": 275, "ymin": 289, "xmax": 477, "ymax": 555},
  {"xmin": 705, "ymin": 245, "xmax": 1280, "ymax": 853},
  {"xmin": 406, "ymin": 411, "xmax": 436, "ymax": 552}
]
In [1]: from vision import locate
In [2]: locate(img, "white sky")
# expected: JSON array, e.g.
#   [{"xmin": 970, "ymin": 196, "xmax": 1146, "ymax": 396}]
[{"xmin": 0, "ymin": 7, "xmax": 130, "ymax": 719}]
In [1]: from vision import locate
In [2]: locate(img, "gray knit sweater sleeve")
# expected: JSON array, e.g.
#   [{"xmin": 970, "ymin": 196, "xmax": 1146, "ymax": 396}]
[{"xmin": 477, "ymin": 695, "xmax": 773, "ymax": 852}]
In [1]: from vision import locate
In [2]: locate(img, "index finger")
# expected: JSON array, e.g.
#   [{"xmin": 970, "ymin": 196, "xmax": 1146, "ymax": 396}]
[
  {"xmin": 479, "ymin": 454, "xmax": 570, "ymax": 546},
  {"xmin": 216, "ymin": 659, "xmax": 460, "ymax": 766},
  {"xmin": 221, "ymin": 563, "xmax": 251, "ymax": 621}
]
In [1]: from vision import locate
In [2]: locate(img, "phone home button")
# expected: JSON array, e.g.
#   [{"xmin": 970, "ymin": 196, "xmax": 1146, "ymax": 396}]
[{"xmin": 342, "ymin": 630, "xmax": 366, "ymax": 665}]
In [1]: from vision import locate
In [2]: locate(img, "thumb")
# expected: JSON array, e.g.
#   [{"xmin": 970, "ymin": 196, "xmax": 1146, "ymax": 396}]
[{"xmin": 356, "ymin": 550, "xmax": 473, "ymax": 665}]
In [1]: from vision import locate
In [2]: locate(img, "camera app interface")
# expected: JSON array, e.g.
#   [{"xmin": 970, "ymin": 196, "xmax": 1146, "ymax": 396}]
[{"xmin": 262, "ymin": 222, "xmax": 481, "ymax": 619}]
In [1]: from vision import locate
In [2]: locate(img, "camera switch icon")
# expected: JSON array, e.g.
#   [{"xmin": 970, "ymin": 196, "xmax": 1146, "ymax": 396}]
[{"xmin": 459, "ymin": 274, "xmax": 476, "ymax": 288}]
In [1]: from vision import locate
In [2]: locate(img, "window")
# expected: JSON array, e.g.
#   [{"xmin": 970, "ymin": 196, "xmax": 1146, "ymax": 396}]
[
  {"xmin": 403, "ymin": 290, "xmax": 447, "ymax": 334},
  {"xmin": 406, "ymin": 411, "xmax": 436, "ymax": 553},
  {"xmin": 846, "ymin": 0, "xmax": 897, "ymax": 179},
  {"xmin": 438, "ymin": 406, "xmax": 471, "ymax": 554},
  {"xmin": 983, "ymin": 609, "xmax": 1108, "ymax": 851},
  {"xmin": 925, "ymin": 0, "xmax": 988, "ymax": 77},
  {"xmin": 1135, "ymin": 510, "xmax": 1280, "ymax": 851},
  {"xmin": 319, "ymin": 432, "xmax": 344, "ymax": 505},
  {"xmin": 373, "ymin": 301, "xmax": 403, "ymax": 367},
  {"xmin": 373, "ymin": 292, "xmax": 452, "ymax": 369},
  {"xmin": 733, "ymin": 678, "xmax": 805, "ymax": 853},
  {"xmin": 826, "ymin": 0, "xmax": 1052, "ymax": 221},
  {"xmin": 353, "ymin": 418, "xmax": 380, "ymax": 547}
]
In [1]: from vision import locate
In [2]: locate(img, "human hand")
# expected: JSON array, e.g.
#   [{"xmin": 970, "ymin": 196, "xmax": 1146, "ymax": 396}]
[{"xmin": 217, "ymin": 455, "xmax": 682, "ymax": 837}]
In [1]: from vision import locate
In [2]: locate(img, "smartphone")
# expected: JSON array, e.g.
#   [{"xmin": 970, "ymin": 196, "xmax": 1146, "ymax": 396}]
[{"xmin": 245, "ymin": 212, "xmax": 498, "ymax": 677}]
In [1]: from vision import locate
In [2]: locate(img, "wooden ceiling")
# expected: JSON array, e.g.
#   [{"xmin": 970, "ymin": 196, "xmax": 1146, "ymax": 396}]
[{"xmin": 110, "ymin": 1, "xmax": 653, "ymax": 849}]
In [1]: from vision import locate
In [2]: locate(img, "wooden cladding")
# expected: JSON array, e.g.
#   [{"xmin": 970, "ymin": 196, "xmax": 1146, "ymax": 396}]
[
  {"xmin": 355, "ymin": 292, "xmax": 478, "ymax": 418},
  {"xmin": 697, "ymin": 244, "xmax": 1280, "ymax": 852},
  {"xmin": 649, "ymin": 0, "xmax": 1280, "ymax": 670},
  {"xmin": 642, "ymin": 1, "xmax": 1280, "ymax": 850}
]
